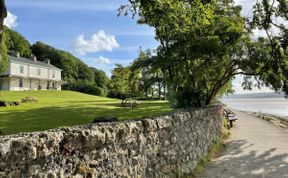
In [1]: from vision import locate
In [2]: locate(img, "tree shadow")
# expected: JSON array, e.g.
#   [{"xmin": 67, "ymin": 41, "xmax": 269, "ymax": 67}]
[
  {"xmin": 0, "ymin": 101, "xmax": 172, "ymax": 135},
  {"xmin": 198, "ymin": 140, "xmax": 288, "ymax": 177}
]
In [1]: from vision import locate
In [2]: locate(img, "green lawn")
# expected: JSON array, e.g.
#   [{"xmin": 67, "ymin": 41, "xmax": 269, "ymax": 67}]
[{"xmin": 0, "ymin": 91, "xmax": 172, "ymax": 135}]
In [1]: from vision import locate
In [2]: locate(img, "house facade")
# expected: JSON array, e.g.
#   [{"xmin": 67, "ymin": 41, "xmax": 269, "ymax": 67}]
[{"xmin": 0, "ymin": 54, "xmax": 63, "ymax": 91}]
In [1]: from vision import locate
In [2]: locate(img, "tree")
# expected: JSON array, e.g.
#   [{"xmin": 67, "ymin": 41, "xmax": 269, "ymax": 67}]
[
  {"xmin": 120, "ymin": 0, "xmax": 288, "ymax": 108},
  {"xmin": 31, "ymin": 41, "xmax": 94, "ymax": 84},
  {"xmin": 250, "ymin": 0, "xmax": 288, "ymax": 93},
  {"xmin": 120, "ymin": 0, "xmax": 244, "ymax": 108},
  {"xmin": 91, "ymin": 68, "xmax": 110, "ymax": 89},
  {"xmin": 4, "ymin": 27, "xmax": 32, "ymax": 57},
  {"xmin": 0, "ymin": 0, "xmax": 7, "ymax": 74},
  {"xmin": 109, "ymin": 64, "xmax": 131, "ymax": 102}
]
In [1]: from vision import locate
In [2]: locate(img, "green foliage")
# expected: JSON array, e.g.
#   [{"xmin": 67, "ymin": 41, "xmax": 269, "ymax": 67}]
[
  {"xmin": 91, "ymin": 67, "xmax": 110, "ymax": 90},
  {"xmin": 31, "ymin": 41, "xmax": 90, "ymax": 83},
  {"xmin": 108, "ymin": 64, "xmax": 131, "ymax": 100},
  {"xmin": 249, "ymin": 0, "xmax": 288, "ymax": 94},
  {"xmin": 121, "ymin": 0, "xmax": 288, "ymax": 108},
  {"xmin": 0, "ymin": 30, "xmax": 8, "ymax": 74},
  {"xmin": 3, "ymin": 28, "xmax": 111, "ymax": 97},
  {"xmin": 30, "ymin": 41, "xmax": 110, "ymax": 96},
  {"xmin": 4, "ymin": 27, "xmax": 32, "ymax": 57},
  {"xmin": 67, "ymin": 81, "xmax": 106, "ymax": 97},
  {"xmin": 109, "ymin": 50, "xmax": 167, "ymax": 101},
  {"xmin": 121, "ymin": 0, "xmax": 244, "ymax": 108},
  {"xmin": 0, "ymin": 0, "xmax": 7, "ymax": 74}
]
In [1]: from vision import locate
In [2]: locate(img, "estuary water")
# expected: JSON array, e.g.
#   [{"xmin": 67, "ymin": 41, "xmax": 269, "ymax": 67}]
[{"xmin": 222, "ymin": 98, "xmax": 288, "ymax": 117}]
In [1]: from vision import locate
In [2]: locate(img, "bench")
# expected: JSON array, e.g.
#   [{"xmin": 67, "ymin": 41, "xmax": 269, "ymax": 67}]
[{"xmin": 224, "ymin": 109, "xmax": 238, "ymax": 128}]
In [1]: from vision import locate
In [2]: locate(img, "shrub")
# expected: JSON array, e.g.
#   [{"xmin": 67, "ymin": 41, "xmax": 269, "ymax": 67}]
[
  {"xmin": 0, "ymin": 100, "xmax": 21, "ymax": 107},
  {"xmin": 64, "ymin": 82, "xmax": 107, "ymax": 97}
]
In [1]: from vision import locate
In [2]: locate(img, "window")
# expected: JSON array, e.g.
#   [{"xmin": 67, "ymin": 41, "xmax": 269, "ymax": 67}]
[
  {"xmin": 37, "ymin": 68, "xmax": 41, "ymax": 76},
  {"xmin": 20, "ymin": 66, "xmax": 24, "ymax": 74},
  {"xmin": 52, "ymin": 71, "xmax": 55, "ymax": 78},
  {"xmin": 19, "ymin": 79, "xmax": 23, "ymax": 88}
]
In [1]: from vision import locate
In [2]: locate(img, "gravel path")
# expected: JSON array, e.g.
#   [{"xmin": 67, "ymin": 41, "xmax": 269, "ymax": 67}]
[{"xmin": 197, "ymin": 110, "xmax": 288, "ymax": 178}]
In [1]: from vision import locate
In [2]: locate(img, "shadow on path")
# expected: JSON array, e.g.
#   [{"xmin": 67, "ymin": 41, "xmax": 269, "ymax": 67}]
[{"xmin": 198, "ymin": 139, "xmax": 288, "ymax": 178}]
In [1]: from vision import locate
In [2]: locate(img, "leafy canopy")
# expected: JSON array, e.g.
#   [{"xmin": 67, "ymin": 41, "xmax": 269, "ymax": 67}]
[{"xmin": 120, "ymin": 0, "xmax": 288, "ymax": 108}]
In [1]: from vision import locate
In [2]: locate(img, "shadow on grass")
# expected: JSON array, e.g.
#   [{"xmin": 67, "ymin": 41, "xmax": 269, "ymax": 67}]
[
  {"xmin": 197, "ymin": 140, "xmax": 288, "ymax": 178},
  {"xmin": 0, "ymin": 101, "xmax": 172, "ymax": 135}
]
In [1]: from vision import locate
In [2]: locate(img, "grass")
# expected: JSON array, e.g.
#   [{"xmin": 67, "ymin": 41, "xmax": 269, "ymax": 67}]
[{"xmin": 0, "ymin": 90, "xmax": 172, "ymax": 135}]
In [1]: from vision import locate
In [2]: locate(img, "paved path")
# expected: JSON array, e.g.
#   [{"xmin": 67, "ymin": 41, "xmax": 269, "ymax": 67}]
[{"xmin": 197, "ymin": 110, "xmax": 288, "ymax": 178}]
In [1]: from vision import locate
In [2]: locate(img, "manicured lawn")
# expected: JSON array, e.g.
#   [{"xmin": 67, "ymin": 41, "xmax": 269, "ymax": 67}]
[{"xmin": 0, "ymin": 91, "xmax": 172, "ymax": 135}]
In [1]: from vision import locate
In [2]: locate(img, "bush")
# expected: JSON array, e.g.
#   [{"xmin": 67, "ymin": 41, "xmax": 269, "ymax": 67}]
[
  {"xmin": 64, "ymin": 82, "xmax": 107, "ymax": 97},
  {"xmin": 0, "ymin": 100, "xmax": 21, "ymax": 107}
]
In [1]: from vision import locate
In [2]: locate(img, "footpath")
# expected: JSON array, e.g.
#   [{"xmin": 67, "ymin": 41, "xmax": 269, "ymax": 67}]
[{"xmin": 197, "ymin": 110, "xmax": 288, "ymax": 178}]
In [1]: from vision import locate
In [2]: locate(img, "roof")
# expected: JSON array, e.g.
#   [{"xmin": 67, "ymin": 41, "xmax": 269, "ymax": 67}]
[{"xmin": 9, "ymin": 55, "xmax": 62, "ymax": 71}]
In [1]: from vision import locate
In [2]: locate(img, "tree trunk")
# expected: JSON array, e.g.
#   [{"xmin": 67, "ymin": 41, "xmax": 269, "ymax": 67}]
[
  {"xmin": 163, "ymin": 85, "xmax": 166, "ymax": 100},
  {"xmin": 158, "ymin": 82, "xmax": 161, "ymax": 100},
  {"xmin": 150, "ymin": 90, "xmax": 154, "ymax": 100},
  {"xmin": 0, "ymin": 0, "xmax": 7, "ymax": 42}
]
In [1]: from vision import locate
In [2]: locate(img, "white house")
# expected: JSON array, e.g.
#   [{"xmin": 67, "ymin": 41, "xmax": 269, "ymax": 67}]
[{"xmin": 0, "ymin": 54, "xmax": 64, "ymax": 91}]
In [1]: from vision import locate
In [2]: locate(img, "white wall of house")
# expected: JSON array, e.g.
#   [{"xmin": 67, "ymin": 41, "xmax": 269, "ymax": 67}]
[
  {"xmin": 1, "ymin": 58, "xmax": 63, "ymax": 91},
  {"xmin": 9, "ymin": 78, "xmax": 30, "ymax": 91},
  {"xmin": 9, "ymin": 61, "xmax": 62, "ymax": 81}
]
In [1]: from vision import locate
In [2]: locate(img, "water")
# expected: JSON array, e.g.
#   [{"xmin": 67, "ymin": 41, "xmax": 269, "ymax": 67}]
[{"xmin": 222, "ymin": 98, "xmax": 288, "ymax": 117}]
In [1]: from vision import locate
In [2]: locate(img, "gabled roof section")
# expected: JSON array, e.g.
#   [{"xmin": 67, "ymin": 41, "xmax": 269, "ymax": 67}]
[{"xmin": 9, "ymin": 55, "xmax": 62, "ymax": 70}]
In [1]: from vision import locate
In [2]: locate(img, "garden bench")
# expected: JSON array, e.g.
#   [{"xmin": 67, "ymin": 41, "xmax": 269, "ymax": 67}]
[{"xmin": 224, "ymin": 109, "xmax": 238, "ymax": 128}]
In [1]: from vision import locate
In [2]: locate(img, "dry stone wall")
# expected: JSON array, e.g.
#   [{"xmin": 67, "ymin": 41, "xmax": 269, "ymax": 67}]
[{"xmin": 0, "ymin": 106, "xmax": 224, "ymax": 178}]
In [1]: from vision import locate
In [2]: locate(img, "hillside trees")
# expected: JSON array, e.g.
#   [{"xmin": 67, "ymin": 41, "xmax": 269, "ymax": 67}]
[
  {"xmin": 120, "ymin": 0, "xmax": 288, "ymax": 108},
  {"xmin": 31, "ymin": 41, "xmax": 110, "ymax": 96},
  {"xmin": 4, "ymin": 27, "xmax": 32, "ymax": 57}
]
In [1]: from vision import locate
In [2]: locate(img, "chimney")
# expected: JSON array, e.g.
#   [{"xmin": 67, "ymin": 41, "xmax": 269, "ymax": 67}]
[
  {"xmin": 45, "ymin": 59, "xmax": 50, "ymax": 65},
  {"xmin": 16, "ymin": 52, "xmax": 20, "ymax": 58}
]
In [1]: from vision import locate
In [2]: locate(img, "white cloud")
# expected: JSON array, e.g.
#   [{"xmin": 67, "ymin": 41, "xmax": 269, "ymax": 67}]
[
  {"xmin": 73, "ymin": 31, "xmax": 119, "ymax": 55},
  {"xmin": 4, "ymin": 11, "xmax": 18, "ymax": 28},
  {"xmin": 94, "ymin": 56, "xmax": 111, "ymax": 65}
]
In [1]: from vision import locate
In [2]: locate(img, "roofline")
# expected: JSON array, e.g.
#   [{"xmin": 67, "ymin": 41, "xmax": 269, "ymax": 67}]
[{"xmin": 9, "ymin": 56, "xmax": 62, "ymax": 71}]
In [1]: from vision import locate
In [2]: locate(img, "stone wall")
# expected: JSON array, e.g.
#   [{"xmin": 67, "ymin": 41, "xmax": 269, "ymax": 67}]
[{"xmin": 0, "ymin": 106, "xmax": 224, "ymax": 178}]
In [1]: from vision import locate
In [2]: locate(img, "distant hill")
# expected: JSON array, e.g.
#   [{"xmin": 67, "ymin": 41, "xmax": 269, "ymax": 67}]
[{"xmin": 223, "ymin": 92, "xmax": 286, "ymax": 99}]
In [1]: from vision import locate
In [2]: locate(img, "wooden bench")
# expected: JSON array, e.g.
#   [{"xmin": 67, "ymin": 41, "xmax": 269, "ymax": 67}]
[{"xmin": 224, "ymin": 109, "xmax": 238, "ymax": 128}]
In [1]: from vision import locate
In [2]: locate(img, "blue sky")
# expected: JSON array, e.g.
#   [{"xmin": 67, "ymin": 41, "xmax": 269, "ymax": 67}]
[
  {"xmin": 4, "ymin": 0, "xmax": 273, "ymax": 94},
  {"xmin": 5, "ymin": 0, "xmax": 158, "ymax": 75}
]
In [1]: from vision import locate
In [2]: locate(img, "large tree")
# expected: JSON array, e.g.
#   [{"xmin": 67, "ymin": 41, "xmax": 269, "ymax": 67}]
[
  {"xmin": 250, "ymin": 0, "xmax": 288, "ymax": 93},
  {"xmin": 0, "ymin": 0, "xmax": 7, "ymax": 74},
  {"xmin": 109, "ymin": 64, "xmax": 132, "ymax": 101},
  {"xmin": 120, "ymin": 0, "xmax": 288, "ymax": 108}
]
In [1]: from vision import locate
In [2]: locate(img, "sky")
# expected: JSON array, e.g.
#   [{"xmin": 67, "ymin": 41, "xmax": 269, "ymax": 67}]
[{"xmin": 4, "ymin": 0, "xmax": 274, "ymax": 94}]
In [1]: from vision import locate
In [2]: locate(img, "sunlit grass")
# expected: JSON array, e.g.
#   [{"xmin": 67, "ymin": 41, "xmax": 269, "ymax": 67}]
[{"xmin": 0, "ymin": 90, "xmax": 172, "ymax": 135}]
